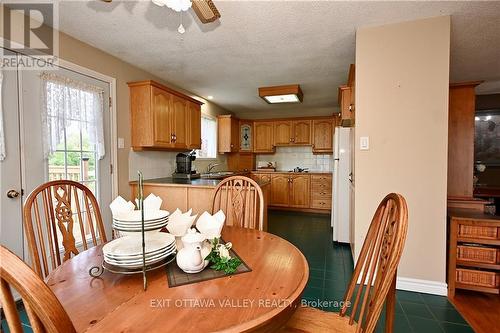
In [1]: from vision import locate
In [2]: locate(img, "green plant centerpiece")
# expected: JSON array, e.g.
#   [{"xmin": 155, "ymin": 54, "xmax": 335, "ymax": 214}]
[{"xmin": 206, "ymin": 238, "xmax": 241, "ymax": 274}]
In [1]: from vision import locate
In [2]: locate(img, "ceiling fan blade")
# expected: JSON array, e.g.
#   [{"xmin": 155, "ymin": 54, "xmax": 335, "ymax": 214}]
[{"xmin": 191, "ymin": 0, "xmax": 221, "ymax": 24}]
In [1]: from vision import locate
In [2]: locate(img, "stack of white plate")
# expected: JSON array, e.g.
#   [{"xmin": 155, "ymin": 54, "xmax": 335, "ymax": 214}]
[
  {"xmin": 112, "ymin": 210, "xmax": 169, "ymax": 232},
  {"xmin": 102, "ymin": 233, "xmax": 176, "ymax": 269}
]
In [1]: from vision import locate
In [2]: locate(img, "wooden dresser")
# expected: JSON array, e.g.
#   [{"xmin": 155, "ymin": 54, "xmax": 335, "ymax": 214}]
[{"xmin": 448, "ymin": 208, "xmax": 500, "ymax": 296}]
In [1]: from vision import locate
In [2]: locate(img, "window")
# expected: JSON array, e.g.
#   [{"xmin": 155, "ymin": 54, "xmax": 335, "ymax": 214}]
[
  {"xmin": 41, "ymin": 73, "xmax": 105, "ymax": 247},
  {"xmin": 197, "ymin": 115, "xmax": 217, "ymax": 159}
]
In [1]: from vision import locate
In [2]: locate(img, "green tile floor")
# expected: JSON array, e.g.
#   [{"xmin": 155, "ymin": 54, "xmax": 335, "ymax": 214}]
[
  {"xmin": 1, "ymin": 210, "xmax": 473, "ymax": 333},
  {"xmin": 267, "ymin": 210, "xmax": 474, "ymax": 333}
]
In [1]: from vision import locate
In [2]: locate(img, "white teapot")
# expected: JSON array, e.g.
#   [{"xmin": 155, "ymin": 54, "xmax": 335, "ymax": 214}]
[{"xmin": 175, "ymin": 228, "xmax": 211, "ymax": 273}]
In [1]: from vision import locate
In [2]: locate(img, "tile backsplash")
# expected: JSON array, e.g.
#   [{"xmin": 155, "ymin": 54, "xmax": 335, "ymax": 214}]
[{"xmin": 256, "ymin": 147, "xmax": 333, "ymax": 172}]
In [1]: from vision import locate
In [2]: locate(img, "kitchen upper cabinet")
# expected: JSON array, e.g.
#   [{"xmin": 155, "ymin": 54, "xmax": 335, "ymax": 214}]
[
  {"xmin": 339, "ymin": 64, "xmax": 355, "ymax": 127},
  {"xmin": 274, "ymin": 121, "xmax": 293, "ymax": 145},
  {"xmin": 128, "ymin": 80, "xmax": 203, "ymax": 151},
  {"xmin": 273, "ymin": 120, "xmax": 311, "ymax": 146},
  {"xmin": 312, "ymin": 118, "xmax": 334, "ymax": 153},
  {"xmin": 152, "ymin": 86, "xmax": 172, "ymax": 147},
  {"xmin": 270, "ymin": 175, "xmax": 290, "ymax": 206},
  {"xmin": 171, "ymin": 95, "xmax": 188, "ymax": 148},
  {"xmin": 293, "ymin": 120, "xmax": 311, "ymax": 145},
  {"xmin": 289, "ymin": 175, "xmax": 310, "ymax": 208},
  {"xmin": 254, "ymin": 121, "xmax": 274, "ymax": 153},
  {"xmin": 218, "ymin": 115, "xmax": 239, "ymax": 153},
  {"xmin": 186, "ymin": 101, "xmax": 201, "ymax": 149}
]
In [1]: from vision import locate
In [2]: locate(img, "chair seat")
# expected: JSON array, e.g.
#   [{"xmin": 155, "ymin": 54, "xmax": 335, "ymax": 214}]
[{"xmin": 280, "ymin": 306, "xmax": 358, "ymax": 333}]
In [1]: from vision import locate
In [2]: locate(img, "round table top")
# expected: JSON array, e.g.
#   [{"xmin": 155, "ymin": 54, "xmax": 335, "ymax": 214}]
[{"xmin": 46, "ymin": 227, "xmax": 309, "ymax": 332}]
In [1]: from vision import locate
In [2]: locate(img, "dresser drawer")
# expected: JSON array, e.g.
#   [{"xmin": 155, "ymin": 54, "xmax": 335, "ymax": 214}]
[
  {"xmin": 311, "ymin": 181, "xmax": 332, "ymax": 191},
  {"xmin": 310, "ymin": 199, "xmax": 332, "ymax": 210},
  {"xmin": 457, "ymin": 245, "xmax": 499, "ymax": 264},
  {"xmin": 311, "ymin": 175, "xmax": 332, "ymax": 183},
  {"xmin": 458, "ymin": 224, "xmax": 498, "ymax": 240},
  {"xmin": 456, "ymin": 268, "xmax": 499, "ymax": 288}
]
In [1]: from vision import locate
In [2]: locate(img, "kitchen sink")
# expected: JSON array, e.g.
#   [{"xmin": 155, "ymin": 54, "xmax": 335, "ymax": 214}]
[{"xmin": 200, "ymin": 171, "xmax": 236, "ymax": 179}]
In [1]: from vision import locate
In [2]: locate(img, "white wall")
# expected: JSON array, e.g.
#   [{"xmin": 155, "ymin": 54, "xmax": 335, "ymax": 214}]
[
  {"xmin": 355, "ymin": 16, "xmax": 450, "ymax": 293},
  {"xmin": 256, "ymin": 147, "xmax": 333, "ymax": 172}
]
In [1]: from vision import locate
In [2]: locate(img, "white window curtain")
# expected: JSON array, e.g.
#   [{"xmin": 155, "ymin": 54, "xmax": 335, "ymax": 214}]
[
  {"xmin": 40, "ymin": 72, "xmax": 105, "ymax": 160},
  {"xmin": 0, "ymin": 68, "xmax": 5, "ymax": 161}
]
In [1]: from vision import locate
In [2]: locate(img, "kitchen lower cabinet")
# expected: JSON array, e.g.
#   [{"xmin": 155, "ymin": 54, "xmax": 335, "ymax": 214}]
[
  {"xmin": 258, "ymin": 172, "xmax": 331, "ymax": 212},
  {"xmin": 131, "ymin": 180, "xmax": 271, "ymax": 231},
  {"xmin": 270, "ymin": 175, "xmax": 290, "ymax": 206},
  {"xmin": 289, "ymin": 175, "xmax": 310, "ymax": 208}
]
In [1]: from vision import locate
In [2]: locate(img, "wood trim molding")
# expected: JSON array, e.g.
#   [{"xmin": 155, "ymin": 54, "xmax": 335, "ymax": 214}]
[
  {"xmin": 449, "ymin": 81, "xmax": 484, "ymax": 88},
  {"xmin": 127, "ymin": 80, "xmax": 204, "ymax": 105}
]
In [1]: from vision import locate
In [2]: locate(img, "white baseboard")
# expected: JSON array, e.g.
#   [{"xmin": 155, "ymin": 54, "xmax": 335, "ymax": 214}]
[{"xmin": 396, "ymin": 277, "xmax": 448, "ymax": 296}]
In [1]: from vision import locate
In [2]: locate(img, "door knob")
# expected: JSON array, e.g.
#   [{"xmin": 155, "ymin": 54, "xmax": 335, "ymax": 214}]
[{"xmin": 7, "ymin": 190, "xmax": 20, "ymax": 198}]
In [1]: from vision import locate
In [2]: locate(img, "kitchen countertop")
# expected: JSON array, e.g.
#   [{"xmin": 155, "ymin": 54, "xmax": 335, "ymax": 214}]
[
  {"xmin": 129, "ymin": 176, "xmax": 270, "ymax": 188},
  {"xmin": 251, "ymin": 170, "xmax": 332, "ymax": 175}
]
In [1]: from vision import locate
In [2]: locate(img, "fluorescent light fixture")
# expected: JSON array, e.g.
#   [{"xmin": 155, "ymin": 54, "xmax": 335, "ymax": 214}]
[
  {"xmin": 259, "ymin": 84, "xmax": 303, "ymax": 104},
  {"xmin": 207, "ymin": 95, "xmax": 214, "ymax": 100},
  {"xmin": 263, "ymin": 94, "xmax": 300, "ymax": 104}
]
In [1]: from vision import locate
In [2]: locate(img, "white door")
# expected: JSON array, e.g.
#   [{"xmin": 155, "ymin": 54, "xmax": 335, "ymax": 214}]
[
  {"xmin": 0, "ymin": 50, "xmax": 24, "ymax": 259},
  {"xmin": 0, "ymin": 50, "xmax": 113, "ymax": 259}
]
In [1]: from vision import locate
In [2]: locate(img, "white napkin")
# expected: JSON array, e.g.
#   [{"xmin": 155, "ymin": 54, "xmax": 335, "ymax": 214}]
[
  {"xmin": 166, "ymin": 208, "xmax": 197, "ymax": 237},
  {"xmin": 135, "ymin": 193, "xmax": 163, "ymax": 211},
  {"xmin": 109, "ymin": 196, "xmax": 136, "ymax": 217},
  {"xmin": 196, "ymin": 210, "xmax": 226, "ymax": 240}
]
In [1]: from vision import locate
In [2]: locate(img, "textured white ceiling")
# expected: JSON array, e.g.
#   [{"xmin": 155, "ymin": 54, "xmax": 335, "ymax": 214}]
[{"xmin": 57, "ymin": 1, "xmax": 500, "ymax": 118}]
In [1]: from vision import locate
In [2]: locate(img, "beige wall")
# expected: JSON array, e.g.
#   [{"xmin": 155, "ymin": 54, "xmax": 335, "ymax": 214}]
[{"xmin": 355, "ymin": 16, "xmax": 450, "ymax": 285}]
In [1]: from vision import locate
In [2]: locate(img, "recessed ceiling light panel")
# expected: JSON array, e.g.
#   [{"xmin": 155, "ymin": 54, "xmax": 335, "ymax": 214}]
[{"xmin": 259, "ymin": 84, "xmax": 303, "ymax": 104}]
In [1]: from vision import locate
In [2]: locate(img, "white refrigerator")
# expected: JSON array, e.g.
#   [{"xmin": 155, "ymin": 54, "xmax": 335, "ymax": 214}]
[{"xmin": 332, "ymin": 127, "xmax": 353, "ymax": 243}]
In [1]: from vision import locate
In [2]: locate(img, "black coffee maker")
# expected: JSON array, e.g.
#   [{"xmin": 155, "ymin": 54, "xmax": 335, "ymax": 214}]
[{"xmin": 172, "ymin": 150, "xmax": 200, "ymax": 179}]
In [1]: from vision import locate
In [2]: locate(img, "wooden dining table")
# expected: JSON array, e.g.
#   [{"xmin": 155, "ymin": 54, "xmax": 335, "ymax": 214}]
[{"xmin": 46, "ymin": 226, "xmax": 309, "ymax": 332}]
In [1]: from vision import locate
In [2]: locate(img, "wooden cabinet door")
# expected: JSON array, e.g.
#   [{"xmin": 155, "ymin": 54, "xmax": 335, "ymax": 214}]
[
  {"xmin": 171, "ymin": 95, "xmax": 188, "ymax": 148},
  {"xmin": 289, "ymin": 175, "xmax": 310, "ymax": 208},
  {"xmin": 274, "ymin": 121, "xmax": 292, "ymax": 145},
  {"xmin": 339, "ymin": 86, "xmax": 352, "ymax": 123},
  {"xmin": 186, "ymin": 102, "xmax": 201, "ymax": 149},
  {"xmin": 293, "ymin": 120, "xmax": 311, "ymax": 145},
  {"xmin": 230, "ymin": 117, "xmax": 239, "ymax": 152},
  {"xmin": 254, "ymin": 122, "xmax": 274, "ymax": 152},
  {"xmin": 270, "ymin": 175, "xmax": 289, "ymax": 206},
  {"xmin": 312, "ymin": 119, "xmax": 334, "ymax": 153},
  {"xmin": 152, "ymin": 87, "xmax": 172, "ymax": 147}
]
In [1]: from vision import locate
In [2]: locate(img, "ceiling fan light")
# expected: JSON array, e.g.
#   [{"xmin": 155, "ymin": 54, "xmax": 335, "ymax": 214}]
[
  {"xmin": 165, "ymin": 0, "xmax": 192, "ymax": 12},
  {"xmin": 151, "ymin": 0, "xmax": 167, "ymax": 6}
]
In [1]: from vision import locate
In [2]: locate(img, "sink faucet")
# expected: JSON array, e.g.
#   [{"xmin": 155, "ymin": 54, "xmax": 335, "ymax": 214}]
[{"xmin": 207, "ymin": 163, "xmax": 220, "ymax": 174}]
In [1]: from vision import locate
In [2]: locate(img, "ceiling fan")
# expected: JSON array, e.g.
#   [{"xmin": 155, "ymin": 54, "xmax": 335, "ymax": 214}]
[{"xmin": 100, "ymin": 0, "xmax": 221, "ymax": 25}]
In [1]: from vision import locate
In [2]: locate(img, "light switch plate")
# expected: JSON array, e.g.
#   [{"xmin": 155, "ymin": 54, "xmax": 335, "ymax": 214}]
[
  {"xmin": 360, "ymin": 136, "xmax": 369, "ymax": 150},
  {"xmin": 118, "ymin": 137, "xmax": 125, "ymax": 149}
]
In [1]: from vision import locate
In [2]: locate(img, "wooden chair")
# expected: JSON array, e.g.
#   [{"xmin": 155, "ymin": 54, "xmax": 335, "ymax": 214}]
[
  {"xmin": 211, "ymin": 176, "xmax": 265, "ymax": 230},
  {"xmin": 281, "ymin": 193, "xmax": 409, "ymax": 333},
  {"xmin": 0, "ymin": 245, "xmax": 76, "ymax": 333},
  {"xmin": 23, "ymin": 180, "xmax": 107, "ymax": 278}
]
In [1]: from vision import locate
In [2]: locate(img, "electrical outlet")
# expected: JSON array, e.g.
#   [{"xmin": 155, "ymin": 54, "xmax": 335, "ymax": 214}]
[{"xmin": 360, "ymin": 136, "xmax": 369, "ymax": 150}]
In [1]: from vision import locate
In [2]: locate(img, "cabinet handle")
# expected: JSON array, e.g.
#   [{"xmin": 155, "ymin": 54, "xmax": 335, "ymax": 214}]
[
  {"xmin": 230, "ymin": 144, "xmax": 234, "ymax": 148},
  {"xmin": 349, "ymin": 104, "xmax": 353, "ymax": 112}
]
